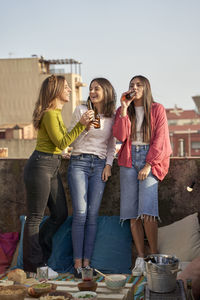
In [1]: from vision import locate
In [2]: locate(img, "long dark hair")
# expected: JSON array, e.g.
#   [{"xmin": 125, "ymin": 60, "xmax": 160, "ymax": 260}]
[
  {"xmin": 33, "ymin": 75, "xmax": 65, "ymax": 129},
  {"xmin": 127, "ymin": 75, "xmax": 154, "ymax": 142},
  {"xmin": 87, "ymin": 77, "xmax": 116, "ymax": 117}
]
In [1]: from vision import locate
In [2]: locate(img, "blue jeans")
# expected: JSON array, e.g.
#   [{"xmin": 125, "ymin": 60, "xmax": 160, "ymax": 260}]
[
  {"xmin": 67, "ymin": 154, "xmax": 106, "ymax": 260},
  {"xmin": 23, "ymin": 150, "xmax": 68, "ymax": 272},
  {"xmin": 120, "ymin": 145, "xmax": 159, "ymax": 220}
]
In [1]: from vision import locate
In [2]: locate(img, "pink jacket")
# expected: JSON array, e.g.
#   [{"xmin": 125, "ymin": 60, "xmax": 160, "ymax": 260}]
[{"xmin": 113, "ymin": 103, "xmax": 172, "ymax": 181}]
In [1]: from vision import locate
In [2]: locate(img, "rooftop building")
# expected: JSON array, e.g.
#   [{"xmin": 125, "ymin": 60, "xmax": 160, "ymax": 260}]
[
  {"xmin": 166, "ymin": 103, "xmax": 200, "ymax": 157},
  {"xmin": 0, "ymin": 56, "xmax": 86, "ymax": 158}
]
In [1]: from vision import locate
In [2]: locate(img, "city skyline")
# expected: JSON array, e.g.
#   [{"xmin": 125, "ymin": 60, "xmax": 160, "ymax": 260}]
[{"xmin": 0, "ymin": 0, "xmax": 200, "ymax": 110}]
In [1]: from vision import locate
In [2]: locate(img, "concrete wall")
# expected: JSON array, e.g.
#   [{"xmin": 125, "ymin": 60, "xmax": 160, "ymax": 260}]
[{"xmin": 0, "ymin": 158, "xmax": 200, "ymax": 233}]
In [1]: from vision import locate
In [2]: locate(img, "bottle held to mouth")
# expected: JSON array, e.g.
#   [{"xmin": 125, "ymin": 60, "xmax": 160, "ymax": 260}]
[{"xmin": 122, "ymin": 91, "xmax": 135, "ymax": 101}]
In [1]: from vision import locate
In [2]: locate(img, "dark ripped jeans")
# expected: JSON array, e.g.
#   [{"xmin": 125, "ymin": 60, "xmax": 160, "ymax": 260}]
[{"xmin": 23, "ymin": 150, "xmax": 68, "ymax": 272}]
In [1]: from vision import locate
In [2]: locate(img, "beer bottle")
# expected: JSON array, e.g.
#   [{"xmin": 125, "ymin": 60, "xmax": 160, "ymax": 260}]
[
  {"xmin": 87, "ymin": 99, "xmax": 93, "ymax": 110},
  {"xmin": 87, "ymin": 99, "xmax": 100, "ymax": 129},
  {"xmin": 94, "ymin": 107, "xmax": 101, "ymax": 129},
  {"xmin": 122, "ymin": 91, "xmax": 135, "ymax": 101},
  {"xmin": 125, "ymin": 91, "xmax": 135, "ymax": 100},
  {"xmin": 186, "ymin": 279, "xmax": 195, "ymax": 300}
]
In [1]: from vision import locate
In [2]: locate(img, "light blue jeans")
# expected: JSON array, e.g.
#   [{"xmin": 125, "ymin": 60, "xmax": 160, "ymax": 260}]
[
  {"xmin": 120, "ymin": 145, "xmax": 159, "ymax": 220},
  {"xmin": 67, "ymin": 154, "xmax": 106, "ymax": 260}
]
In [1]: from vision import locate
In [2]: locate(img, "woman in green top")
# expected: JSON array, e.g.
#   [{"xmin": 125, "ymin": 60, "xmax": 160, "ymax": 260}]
[{"xmin": 23, "ymin": 75, "xmax": 94, "ymax": 275}]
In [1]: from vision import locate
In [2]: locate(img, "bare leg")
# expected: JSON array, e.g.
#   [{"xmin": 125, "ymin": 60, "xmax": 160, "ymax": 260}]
[
  {"xmin": 143, "ymin": 215, "xmax": 158, "ymax": 254},
  {"xmin": 130, "ymin": 218, "xmax": 145, "ymax": 258},
  {"xmin": 83, "ymin": 259, "xmax": 90, "ymax": 267},
  {"xmin": 74, "ymin": 258, "xmax": 82, "ymax": 269}
]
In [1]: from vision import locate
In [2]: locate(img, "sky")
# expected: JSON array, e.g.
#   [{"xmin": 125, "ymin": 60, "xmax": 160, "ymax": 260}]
[{"xmin": 0, "ymin": 0, "xmax": 200, "ymax": 110}]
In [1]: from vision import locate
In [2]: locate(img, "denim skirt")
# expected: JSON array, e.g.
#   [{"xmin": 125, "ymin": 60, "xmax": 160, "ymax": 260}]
[{"xmin": 120, "ymin": 145, "xmax": 159, "ymax": 220}]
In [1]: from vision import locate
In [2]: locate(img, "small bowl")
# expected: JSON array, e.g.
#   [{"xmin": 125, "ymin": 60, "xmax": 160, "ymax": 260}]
[
  {"xmin": 105, "ymin": 274, "xmax": 126, "ymax": 290},
  {"xmin": 31, "ymin": 282, "xmax": 52, "ymax": 293},
  {"xmin": 78, "ymin": 281, "xmax": 97, "ymax": 292},
  {"xmin": 0, "ymin": 285, "xmax": 27, "ymax": 300},
  {"xmin": 49, "ymin": 290, "xmax": 72, "ymax": 298},
  {"xmin": 28, "ymin": 283, "xmax": 56, "ymax": 298},
  {"xmin": 73, "ymin": 291, "xmax": 97, "ymax": 300}
]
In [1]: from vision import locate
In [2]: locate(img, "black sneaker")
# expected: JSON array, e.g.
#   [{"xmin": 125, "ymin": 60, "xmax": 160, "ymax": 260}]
[{"xmin": 74, "ymin": 267, "xmax": 82, "ymax": 279}]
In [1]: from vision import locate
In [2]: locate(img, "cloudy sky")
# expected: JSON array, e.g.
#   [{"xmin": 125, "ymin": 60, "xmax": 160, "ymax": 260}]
[{"xmin": 0, "ymin": 0, "xmax": 200, "ymax": 109}]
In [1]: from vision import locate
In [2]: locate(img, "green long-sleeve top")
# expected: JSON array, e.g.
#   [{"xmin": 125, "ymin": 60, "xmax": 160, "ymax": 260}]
[{"xmin": 35, "ymin": 109, "xmax": 86, "ymax": 154}]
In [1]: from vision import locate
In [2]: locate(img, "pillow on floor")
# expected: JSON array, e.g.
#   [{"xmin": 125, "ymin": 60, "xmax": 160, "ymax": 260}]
[
  {"xmin": 17, "ymin": 216, "xmax": 132, "ymax": 274},
  {"xmin": 0, "ymin": 232, "xmax": 19, "ymax": 273},
  {"xmin": 91, "ymin": 216, "xmax": 132, "ymax": 274},
  {"xmin": 158, "ymin": 213, "xmax": 200, "ymax": 261}
]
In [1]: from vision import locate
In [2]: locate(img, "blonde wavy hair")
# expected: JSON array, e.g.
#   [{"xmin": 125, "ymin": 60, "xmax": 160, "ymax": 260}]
[{"xmin": 33, "ymin": 75, "xmax": 66, "ymax": 129}]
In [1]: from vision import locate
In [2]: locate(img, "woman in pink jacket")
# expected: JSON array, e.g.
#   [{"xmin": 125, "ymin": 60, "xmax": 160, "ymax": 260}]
[{"xmin": 113, "ymin": 75, "xmax": 172, "ymax": 276}]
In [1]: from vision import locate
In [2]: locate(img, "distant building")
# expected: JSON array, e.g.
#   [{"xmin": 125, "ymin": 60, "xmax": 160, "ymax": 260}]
[
  {"xmin": 0, "ymin": 123, "xmax": 36, "ymax": 140},
  {"xmin": 0, "ymin": 56, "xmax": 86, "ymax": 158},
  {"xmin": 167, "ymin": 96, "xmax": 200, "ymax": 157}
]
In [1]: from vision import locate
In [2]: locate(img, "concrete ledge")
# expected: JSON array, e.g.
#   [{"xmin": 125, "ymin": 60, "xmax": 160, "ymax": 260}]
[{"xmin": 0, "ymin": 158, "xmax": 200, "ymax": 233}]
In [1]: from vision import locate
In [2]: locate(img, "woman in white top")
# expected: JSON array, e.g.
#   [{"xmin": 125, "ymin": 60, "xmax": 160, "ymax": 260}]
[{"xmin": 67, "ymin": 78, "xmax": 116, "ymax": 278}]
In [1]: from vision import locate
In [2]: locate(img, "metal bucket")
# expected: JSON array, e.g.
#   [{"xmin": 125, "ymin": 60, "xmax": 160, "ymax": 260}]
[{"xmin": 144, "ymin": 254, "xmax": 179, "ymax": 293}]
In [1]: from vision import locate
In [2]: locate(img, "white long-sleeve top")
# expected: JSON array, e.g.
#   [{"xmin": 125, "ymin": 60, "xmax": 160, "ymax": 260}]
[{"xmin": 68, "ymin": 105, "xmax": 116, "ymax": 166}]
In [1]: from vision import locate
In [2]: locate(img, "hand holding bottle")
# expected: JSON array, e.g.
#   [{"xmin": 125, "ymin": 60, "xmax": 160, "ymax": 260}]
[
  {"xmin": 120, "ymin": 90, "xmax": 135, "ymax": 117},
  {"xmin": 87, "ymin": 99, "xmax": 101, "ymax": 129},
  {"xmin": 79, "ymin": 110, "xmax": 94, "ymax": 126},
  {"xmin": 121, "ymin": 90, "xmax": 136, "ymax": 101}
]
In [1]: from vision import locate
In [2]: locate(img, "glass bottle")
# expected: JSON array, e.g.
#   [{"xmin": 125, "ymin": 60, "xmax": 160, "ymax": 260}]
[
  {"xmin": 122, "ymin": 91, "xmax": 135, "ymax": 101},
  {"xmin": 93, "ymin": 107, "xmax": 101, "ymax": 129},
  {"xmin": 186, "ymin": 279, "xmax": 195, "ymax": 300},
  {"xmin": 87, "ymin": 98, "xmax": 93, "ymax": 111},
  {"xmin": 125, "ymin": 91, "xmax": 135, "ymax": 100},
  {"xmin": 87, "ymin": 99, "xmax": 100, "ymax": 129}
]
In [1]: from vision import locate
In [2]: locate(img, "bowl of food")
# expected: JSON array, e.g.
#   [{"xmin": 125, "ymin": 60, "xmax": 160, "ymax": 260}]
[
  {"xmin": 0, "ymin": 285, "xmax": 27, "ymax": 300},
  {"xmin": 73, "ymin": 291, "xmax": 97, "ymax": 300},
  {"xmin": 28, "ymin": 283, "xmax": 56, "ymax": 297},
  {"xmin": 78, "ymin": 281, "xmax": 97, "ymax": 292},
  {"xmin": 31, "ymin": 283, "xmax": 53, "ymax": 294},
  {"xmin": 105, "ymin": 274, "xmax": 126, "ymax": 290}
]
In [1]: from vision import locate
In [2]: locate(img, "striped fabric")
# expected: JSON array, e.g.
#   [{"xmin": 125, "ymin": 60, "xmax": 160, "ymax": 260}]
[{"xmin": 0, "ymin": 273, "xmax": 146, "ymax": 299}]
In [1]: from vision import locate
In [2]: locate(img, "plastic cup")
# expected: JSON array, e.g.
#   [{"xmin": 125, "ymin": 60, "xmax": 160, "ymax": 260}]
[
  {"xmin": 36, "ymin": 266, "xmax": 48, "ymax": 281},
  {"xmin": 81, "ymin": 267, "xmax": 93, "ymax": 281}
]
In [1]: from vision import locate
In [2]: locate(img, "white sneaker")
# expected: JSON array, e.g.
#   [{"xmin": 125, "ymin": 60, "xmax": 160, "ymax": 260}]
[
  {"xmin": 132, "ymin": 257, "xmax": 145, "ymax": 276},
  {"xmin": 47, "ymin": 267, "xmax": 58, "ymax": 279}
]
